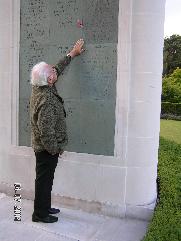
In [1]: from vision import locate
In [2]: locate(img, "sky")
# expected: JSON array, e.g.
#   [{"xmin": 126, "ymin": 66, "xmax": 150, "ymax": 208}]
[{"xmin": 164, "ymin": 0, "xmax": 181, "ymax": 37}]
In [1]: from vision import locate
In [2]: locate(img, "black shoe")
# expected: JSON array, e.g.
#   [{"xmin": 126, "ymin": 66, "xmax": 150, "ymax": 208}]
[
  {"xmin": 48, "ymin": 207, "xmax": 60, "ymax": 214},
  {"xmin": 32, "ymin": 213, "xmax": 58, "ymax": 223}
]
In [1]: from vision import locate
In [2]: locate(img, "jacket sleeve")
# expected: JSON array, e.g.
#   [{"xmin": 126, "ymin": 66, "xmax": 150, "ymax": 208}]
[
  {"xmin": 37, "ymin": 102, "xmax": 58, "ymax": 155},
  {"xmin": 53, "ymin": 55, "xmax": 71, "ymax": 77}
]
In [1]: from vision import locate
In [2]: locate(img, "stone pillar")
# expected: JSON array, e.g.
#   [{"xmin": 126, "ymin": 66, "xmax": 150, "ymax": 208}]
[
  {"xmin": 0, "ymin": 0, "xmax": 12, "ymax": 145},
  {"xmin": 0, "ymin": 0, "xmax": 13, "ymax": 179},
  {"xmin": 0, "ymin": 0, "xmax": 20, "ymax": 185},
  {"xmin": 124, "ymin": 0, "xmax": 166, "ymax": 205}
]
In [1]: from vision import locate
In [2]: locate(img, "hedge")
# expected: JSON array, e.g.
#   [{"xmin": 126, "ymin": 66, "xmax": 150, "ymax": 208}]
[
  {"xmin": 160, "ymin": 114, "xmax": 181, "ymax": 121},
  {"xmin": 161, "ymin": 102, "xmax": 181, "ymax": 116},
  {"xmin": 142, "ymin": 137, "xmax": 181, "ymax": 241}
]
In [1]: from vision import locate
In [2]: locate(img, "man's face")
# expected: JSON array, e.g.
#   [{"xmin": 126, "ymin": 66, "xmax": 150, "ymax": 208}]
[{"xmin": 47, "ymin": 65, "xmax": 58, "ymax": 85}]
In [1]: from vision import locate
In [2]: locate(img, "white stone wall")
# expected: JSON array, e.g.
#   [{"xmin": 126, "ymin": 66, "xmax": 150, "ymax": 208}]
[
  {"xmin": 126, "ymin": 0, "xmax": 166, "ymax": 206},
  {"xmin": 0, "ymin": 0, "xmax": 166, "ymax": 220}
]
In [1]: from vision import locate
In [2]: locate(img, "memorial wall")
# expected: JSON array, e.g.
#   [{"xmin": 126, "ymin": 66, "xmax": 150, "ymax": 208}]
[{"xmin": 19, "ymin": 0, "xmax": 119, "ymax": 155}]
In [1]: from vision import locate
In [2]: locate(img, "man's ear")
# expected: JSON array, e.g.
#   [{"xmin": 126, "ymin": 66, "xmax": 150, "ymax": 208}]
[{"xmin": 47, "ymin": 77, "xmax": 54, "ymax": 84}]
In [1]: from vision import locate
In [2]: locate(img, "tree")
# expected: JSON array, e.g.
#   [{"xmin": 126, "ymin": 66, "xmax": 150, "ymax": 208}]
[
  {"xmin": 162, "ymin": 68, "xmax": 181, "ymax": 103},
  {"xmin": 163, "ymin": 35, "xmax": 181, "ymax": 77}
]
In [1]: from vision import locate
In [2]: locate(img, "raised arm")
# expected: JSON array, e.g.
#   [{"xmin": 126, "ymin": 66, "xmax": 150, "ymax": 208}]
[
  {"xmin": 53, "ymin": 39, "xmax": 85, "ymax": 77},
  {"xmin": 53, "ymin": 55, "xmax": 72, "ymax": 77}
]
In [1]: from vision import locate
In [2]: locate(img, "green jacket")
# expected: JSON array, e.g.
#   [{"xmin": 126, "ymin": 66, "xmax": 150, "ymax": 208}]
[{"xmin": 30, "ymin": 55, "xmax": 71, "ymax": 155}]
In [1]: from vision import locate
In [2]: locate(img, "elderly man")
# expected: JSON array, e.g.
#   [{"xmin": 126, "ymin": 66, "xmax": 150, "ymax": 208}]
[{"xmin": 30, "ymin": 39, "xmax": 85, "ymax": 223}]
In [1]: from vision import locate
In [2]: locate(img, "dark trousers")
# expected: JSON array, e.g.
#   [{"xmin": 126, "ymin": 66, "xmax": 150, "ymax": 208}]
[{"xmin": 33, "ymin": 150, "xmax": 59, "ymax": 217}]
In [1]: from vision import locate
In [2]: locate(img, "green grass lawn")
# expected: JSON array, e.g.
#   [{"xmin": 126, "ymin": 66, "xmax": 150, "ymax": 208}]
[
  {"xmin": 160, "ymin": 119, "xmax": 181, "ymax": 144},
  {"xmin": 142, "ymin": 120, "xmax": 181, "ymax": 241}
]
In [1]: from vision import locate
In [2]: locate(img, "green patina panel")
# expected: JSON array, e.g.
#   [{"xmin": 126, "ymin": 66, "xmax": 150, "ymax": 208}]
[{"xmin": 19, "ymin": 0, "xmax": 119, "ymax": 156}]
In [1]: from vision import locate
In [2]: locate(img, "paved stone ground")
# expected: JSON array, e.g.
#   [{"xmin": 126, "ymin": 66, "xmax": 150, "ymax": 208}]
[{"xmin": 0, "ymin": 193, "xmax": 149, "ymax": 241}]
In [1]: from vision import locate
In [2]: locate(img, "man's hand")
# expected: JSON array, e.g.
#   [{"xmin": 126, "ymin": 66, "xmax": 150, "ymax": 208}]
[
  {"xmin": 67, "ymin": 39, "xmax": 85, "ymax": 58},
  {"xmin": 59, "ymin": 149, "xmax": 64, "ymax": 156}
]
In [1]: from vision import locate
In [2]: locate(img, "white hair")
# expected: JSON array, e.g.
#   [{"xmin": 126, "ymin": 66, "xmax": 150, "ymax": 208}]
[{"xmin": 30, "ymin": 61, "xmax": 51, "ymax": 86}]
